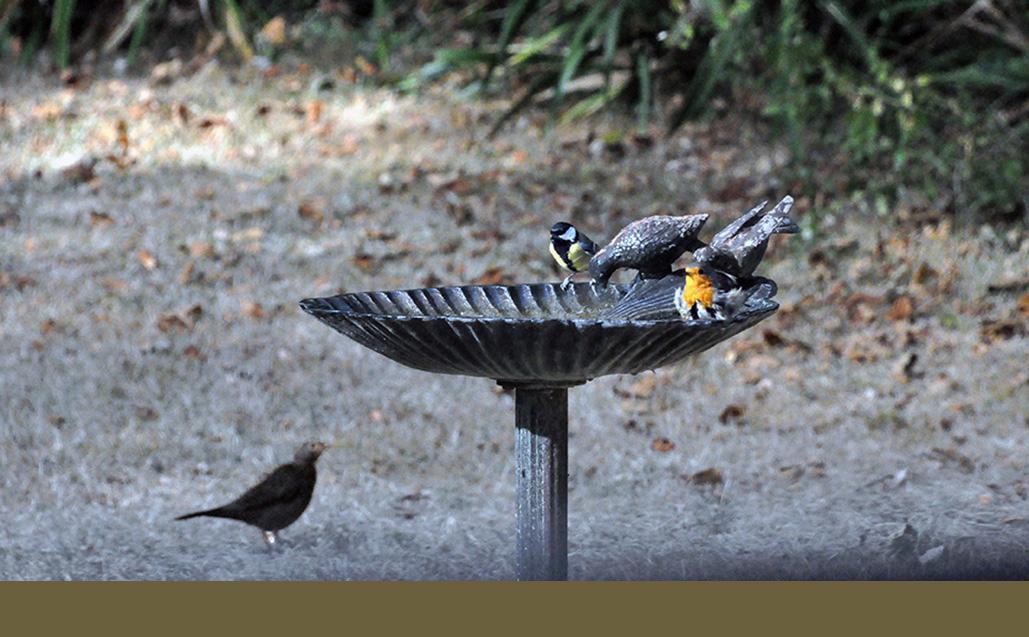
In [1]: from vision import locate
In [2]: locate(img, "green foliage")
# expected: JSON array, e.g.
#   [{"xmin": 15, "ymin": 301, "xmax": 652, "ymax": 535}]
[{"xmin": 408, "ymin": 0, "xmax": 1027, "ymax": 221}]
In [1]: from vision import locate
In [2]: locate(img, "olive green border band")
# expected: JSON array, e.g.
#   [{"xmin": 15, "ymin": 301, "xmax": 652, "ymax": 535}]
[{"xmin": 1, "ymin": 582, "xmax": 1025, "ymax": 634}]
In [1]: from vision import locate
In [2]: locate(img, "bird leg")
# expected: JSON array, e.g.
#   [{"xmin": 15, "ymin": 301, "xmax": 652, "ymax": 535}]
[
  {"xmin": 560, "ymin": 273, "xmax": 576, "ymax": 291},
  {"xmin": 262, "ymin": 530, "xmax": 278, "ymax": 551}
]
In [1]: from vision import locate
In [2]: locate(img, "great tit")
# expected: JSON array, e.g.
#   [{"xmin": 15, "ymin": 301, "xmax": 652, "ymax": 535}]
[{"xmin": 549, "ymin": 222, "xmax": 598, "ymax": 290}]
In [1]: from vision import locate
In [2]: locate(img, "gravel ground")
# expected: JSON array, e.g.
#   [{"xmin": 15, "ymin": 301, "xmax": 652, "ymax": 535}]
[{"xmin": 1, "ymin": 63, "xmax": 1026, "ymax": 579}]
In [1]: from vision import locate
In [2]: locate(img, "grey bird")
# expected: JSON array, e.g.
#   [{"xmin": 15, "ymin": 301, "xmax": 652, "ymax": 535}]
[
  {"xmin": 693, "ymin": 196, "xmax": 799, "ymax": 278},
  {"xmin": 176, "ymin": 441, "xmax": 329, "ymax": 548},
  {"xmin": 588, "ymin": 214, "xmax": 709, "ymax": 287}
]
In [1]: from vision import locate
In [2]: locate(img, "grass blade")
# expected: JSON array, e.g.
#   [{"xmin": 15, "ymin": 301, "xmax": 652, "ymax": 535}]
[
  {"xmin": 558, "ymin": 80, "xmax": 626, "ymax": 126},
  {"xmin": 50, "ymin": 0, "xmax": 75, "ymax": 69},
  {"xmin": 489, "ymin": 69, "xmax": 560, "ymax": 138},
  {"xmin": 483, "ymin": 0, "xmax": 536, "ymax": 89},
  {"xmin": 373, "ymin": 0, "xmax": 390, "ymax": 71},
  {"xmin": 102, "ymin": 0, "xmax": 153, "ymax": 54},
  {"xmin": 223, "ymin": 0, "xmax": 253, "ymax": 61},
  {"xmin": 636, "ymin": 50, "xmax": 651, "ymax": 132},
  {"xmin": 555, "ymin": 1, "xmax": 610, "ymax": 106},
  {"xmin": 510, "ymin": 24, "xmax": 570, "ymax": 66},
  {"xmin": 602, "ymin": 0, "xmax": 624, "ymax": 89},
  {"xmin": 819, "ymin": 0, "xmax": 876, "ymax": 65}
]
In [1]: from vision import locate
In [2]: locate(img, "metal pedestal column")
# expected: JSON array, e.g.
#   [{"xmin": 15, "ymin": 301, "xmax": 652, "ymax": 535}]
[{"xmin": 512, "ymin": 385, "xmax": 569, "ymax": 581}]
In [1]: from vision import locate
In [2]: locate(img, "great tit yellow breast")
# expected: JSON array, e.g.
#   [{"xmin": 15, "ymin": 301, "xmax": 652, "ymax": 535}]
[{"xmin": 566, "ymin": 242, "xmax": 591, "ymax": 272}]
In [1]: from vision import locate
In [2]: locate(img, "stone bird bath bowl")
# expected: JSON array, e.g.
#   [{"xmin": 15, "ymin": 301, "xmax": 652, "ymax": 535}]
[{"xmin": 300, "ymin": 279, "xmax": 778, "ymax": 579}]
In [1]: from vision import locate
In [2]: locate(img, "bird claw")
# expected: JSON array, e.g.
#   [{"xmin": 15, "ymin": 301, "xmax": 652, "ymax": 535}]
[{"xmin": 560, "ymin": 275, "xmax": 574, "ymax": 291}]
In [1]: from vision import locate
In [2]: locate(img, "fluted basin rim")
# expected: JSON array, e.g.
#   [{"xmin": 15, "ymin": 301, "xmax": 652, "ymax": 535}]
[
  {"xmin": 299, "ymin": 281, "xmax": 777, "ymax": 383},
  {"xmin": 299, "ymin": 284, "xmax": 776, "ymax": 325}
]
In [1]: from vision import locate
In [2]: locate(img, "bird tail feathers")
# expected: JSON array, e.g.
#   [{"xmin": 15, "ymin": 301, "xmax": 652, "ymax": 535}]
[{"xmin": 175, "ymin": 507, "xmax": 231, "ymax": 521}]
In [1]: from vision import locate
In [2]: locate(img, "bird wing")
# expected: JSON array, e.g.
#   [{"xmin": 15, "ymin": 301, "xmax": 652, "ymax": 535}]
[
  {"xmin": 709, "ymin": 200, "xmax": 768, "ymax": 247},
  {"xmin": 579, "ymin": 233, "xmax": 598, "ymax": 254},
  {"xmin": 223, "ymin": 464, "xmax": 312, "ymax": 515},
  {"xmin": 601, "ymin": 272, "xmax": 685, "ymax": 320}
]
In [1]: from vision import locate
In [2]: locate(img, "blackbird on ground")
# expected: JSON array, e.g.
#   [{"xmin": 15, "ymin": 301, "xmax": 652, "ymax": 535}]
[{"xmin": 176, "ymin": 441, "xmax": 329, "ymax": 548}]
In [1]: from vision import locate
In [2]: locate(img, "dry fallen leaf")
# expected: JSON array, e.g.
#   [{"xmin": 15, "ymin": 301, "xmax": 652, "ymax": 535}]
[
  {"xmin": 198, "ymin": 116, "xmax": 228, "ymax": 129},
  {"xmin": 187, "ymin": 241, "xmax": 215, "ymax": 259},
  {"xmin": 986, "ymin": 276, "xmax": 1029, "ymax": 294},
  {"xmin": 32, "ymin": 101, "xmax": 64, "ymax": 122},
  {"xmin": 306, "ymin": 100, "xmax": 323, "ymax": 125},
  {"xmin": 101, "ymin": 278, "xmax": 127, "ymax": 292},
  {"xmin": 355, "ymin": 56, "xmax": 377, "ymax": 76},
  {"xmin": 60, "ymin": 157, "xmax": 96, "ymax": 183},
  {"xmin": 178, "ymin": 261, "xmax": 196, "ymax": 285},
  {"xmin": 687, "ymin": 468, "xmax": 724, "ymax": 486},
  {"xmin": 474, "ymin": 267, "xmax": 509, "ymax": 286},
  {"xmin": 157, "ymin": 314, "xmax": 189, "ymax": 333},
  {"xmin": 150, "ymin": 59, "xmax": 183, "ymax": 85},
  {"xmin": 931, "ymin": 447, "xmax": 975, "ymax": 473},
  {"xmin": 258, "ymin": 16, "xmax": 287, "ymax": 45},
  {"xmin": 241, "ymin": 300, "xmax": 264, "ymax": 319},
  {"xmin": 40, "ymin": 318, "xmax": 58, "ymax": 336},
  {"xmin": 651, "ymin": 437, "xmax": 675, "ymax": 452},
  {"xmin": 298, "ymin": 198, "xmax": 325, "ymax": 224},
  {"xmin": 137, "ymin": 250, "xmax": 158, "ymax": 271},
  {"xmin": 980, "ymin": 319, "xmax": 1025, "ymax": 343},
  {"xmin": 886, "ymin": 296, "xmax": 914, "ymax": 322},
  {"xmin": 912, "ymin": 262, "xmax": 938, "ymax": 286},
  {"xmin": 174, "ymin": 103, "xmax": 191, "ymax": 124},
  {"xmin": 779, "ymin": 465, "xmax": 804, "ymax": 481},
  {"xmin": 88, "ymin": 211, "xmax": 115, "ymax": 227},
  {"xmin": 891, "ymin": 352, "xmax": 919, "ymax": 383},
  {"xmin": 135, "ymin": 406, "xmax": 159, "ymax": 421},
  {"xmin": 718, "ymin": 404, "xmax": 745, "ymax": 425},
  {"xmin": 352, "ymin": 253, "xmax": 376, "ymax": 273},
  {"xmin": 115, "ymin": 119, "xmax": 130, "ymax": 155},
  {"xmin": 615, "ymin": 375, "xmax": 657, "ymax": 399},
  {"xmin": 182, "ymin": 345, "xmax": 207, "ymax": 361}
]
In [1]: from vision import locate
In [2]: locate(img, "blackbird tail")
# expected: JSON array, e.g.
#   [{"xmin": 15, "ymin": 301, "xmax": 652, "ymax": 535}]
[{"xmin": 175, "ymin": 507, "xmax": 233, "ymax": 521}]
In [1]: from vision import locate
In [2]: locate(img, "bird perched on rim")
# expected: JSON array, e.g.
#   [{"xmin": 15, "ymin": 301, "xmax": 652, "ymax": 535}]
[
  {"xmin": 693, "ymin": 196, "xmax": 799, "ymax": 278},
  {"xmin": 549, "ymin": 222, "xmax": 598, "ymax": 290},
  {"xmin": 674, "ymin": 266, "xmax": 750, "ymax": 321},
  {"xmin": 600, "ymin": 266, "xmax": 776, "ymax": 321},
  {"xmin": 176, "ymin": 441, "xmax": 329, "ymax": 549},
  {"xmin": 588, "ymin": 214, "xmax": 709, "ymax": 288}
]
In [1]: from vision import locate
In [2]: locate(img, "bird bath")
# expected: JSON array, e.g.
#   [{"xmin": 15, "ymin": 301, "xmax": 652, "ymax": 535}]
[{"xmin": 300, "ymin": 279, "xmax": 778, "ymax": 579}]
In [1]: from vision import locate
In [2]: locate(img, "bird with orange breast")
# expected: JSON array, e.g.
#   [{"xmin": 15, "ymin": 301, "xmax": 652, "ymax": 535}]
[{"xmin": 673, "ymin": 266, "xmax": 749, "ymax": 321}]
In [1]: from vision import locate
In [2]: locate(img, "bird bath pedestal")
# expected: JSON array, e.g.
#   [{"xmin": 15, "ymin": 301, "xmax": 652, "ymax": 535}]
[{"xmin": 300, "ymin": 281, "xmax": 777, "ymax": 579}]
